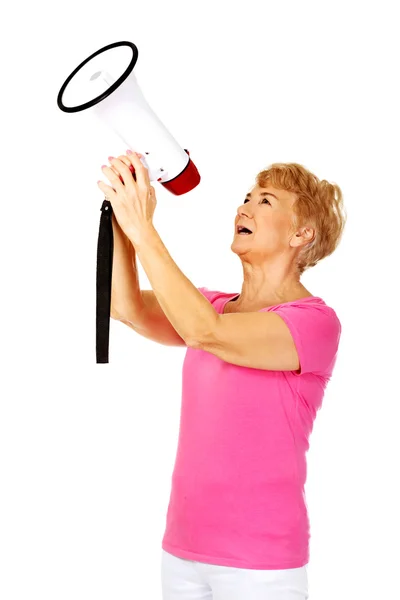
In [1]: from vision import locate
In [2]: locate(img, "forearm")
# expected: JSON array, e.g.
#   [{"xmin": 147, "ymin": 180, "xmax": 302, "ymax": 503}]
[
  {"xmin": 132, "ymin": 226, "xmax": 219, "ymax": 346},
  {"xmin": 110, "ymin": 214, "xmax": 146, "ymax": 323}
]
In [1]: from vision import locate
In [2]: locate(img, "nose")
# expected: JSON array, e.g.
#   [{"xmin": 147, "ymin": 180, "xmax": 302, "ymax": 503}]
[{"xmin": 236, "ymin": 204, "xmax": 253, "ymax": 223}]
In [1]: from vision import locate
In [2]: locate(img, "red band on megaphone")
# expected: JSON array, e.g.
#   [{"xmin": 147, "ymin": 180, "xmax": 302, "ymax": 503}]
[{"xmin": 161, "ymin": 157, "xmax": 200, "ymax": 196}]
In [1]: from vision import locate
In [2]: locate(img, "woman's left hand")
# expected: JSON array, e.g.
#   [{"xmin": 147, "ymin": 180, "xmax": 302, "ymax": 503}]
[{"xmin": 97, "ymin": 150, "xmax": 157, "ymax": 247}]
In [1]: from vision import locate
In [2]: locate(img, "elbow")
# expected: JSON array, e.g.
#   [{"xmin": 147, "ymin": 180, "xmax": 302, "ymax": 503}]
[{"xmin": 188, "ymin": 314, "xmax": 220, "ymax": 350}]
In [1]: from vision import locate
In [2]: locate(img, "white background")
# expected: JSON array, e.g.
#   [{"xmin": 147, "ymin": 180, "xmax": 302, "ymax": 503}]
[{"xmin": 1, "ymin": 1, "xmax": 399, "ymax": 598}]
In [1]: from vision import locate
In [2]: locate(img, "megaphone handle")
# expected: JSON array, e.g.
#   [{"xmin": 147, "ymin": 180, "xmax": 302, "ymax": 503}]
[{"xmin": 96, "ymin": 199, "xmax": 114, "ymax": 363}]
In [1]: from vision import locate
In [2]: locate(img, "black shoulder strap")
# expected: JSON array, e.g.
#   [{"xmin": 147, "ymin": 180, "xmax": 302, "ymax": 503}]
[{"xmin": 96, "ymin": 199, "xmax": 114, "ymax": 363}]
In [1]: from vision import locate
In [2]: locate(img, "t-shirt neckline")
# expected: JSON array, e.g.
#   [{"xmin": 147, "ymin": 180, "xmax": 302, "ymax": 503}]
[{"xmin": 221, "ymin": 292, "xmax": 323, "ymax": 313}]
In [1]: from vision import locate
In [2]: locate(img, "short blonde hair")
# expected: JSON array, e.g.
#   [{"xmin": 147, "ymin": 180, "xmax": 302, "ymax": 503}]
[{"xmin": 256, "ymin": 162, "xmax": 347, "ymax": 275}]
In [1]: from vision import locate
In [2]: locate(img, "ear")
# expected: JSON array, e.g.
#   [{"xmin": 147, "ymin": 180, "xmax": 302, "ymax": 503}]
[{"xmin": 290, "ymin": 227, "xmax": 315, "ymax": 248}]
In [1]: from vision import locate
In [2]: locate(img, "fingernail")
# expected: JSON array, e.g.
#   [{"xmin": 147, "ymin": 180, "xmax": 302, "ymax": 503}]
[
  {"xmin": 126, "ymin": 149, "xmax": 133, "ymax": 155},
  {"xmin": 108, "ymin": 156, "xmax": 115, "ymax": 161}
]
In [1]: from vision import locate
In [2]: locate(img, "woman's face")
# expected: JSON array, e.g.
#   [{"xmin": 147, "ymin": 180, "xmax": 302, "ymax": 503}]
[{"xmin": 232, "ymin": 183, "xmax": 299, "ymax": 259}]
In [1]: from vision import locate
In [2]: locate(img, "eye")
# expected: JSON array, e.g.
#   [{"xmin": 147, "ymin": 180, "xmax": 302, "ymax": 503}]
[{"xmin": 243, "ymin": 198, "xmax": 270, "ymax": 205}]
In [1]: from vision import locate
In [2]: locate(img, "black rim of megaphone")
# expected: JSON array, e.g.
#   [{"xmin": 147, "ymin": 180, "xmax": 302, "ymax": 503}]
[{"xmin": 57, "ymin": 41, "xmax": 139, "ymax": 113}]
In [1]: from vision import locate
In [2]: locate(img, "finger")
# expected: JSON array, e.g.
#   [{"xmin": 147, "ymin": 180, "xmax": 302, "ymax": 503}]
[
  {"xmin": 126, "ymin": 151, "xmax": 150, "ymax": 189},
  {"xmin": 121, "ymin": 156, "xmax": 136, "ymax": 180},
  {"xmin": 116, "ymin": 155, "xmax": 133, "ymax": 171},
  {"xmin": 110, "ymin": 158, "xmax": 137, "ymax": 191},
  {"xmin": 109, "ymin": 155, "xmax": 135, "ymax": 181},
  {"xmin": 101, "ymin": 165, "xmax": 125, "ymax": 194},
  {"xmin": 97, "ymin": 180, "xmax": 116, "ymax": 199}
]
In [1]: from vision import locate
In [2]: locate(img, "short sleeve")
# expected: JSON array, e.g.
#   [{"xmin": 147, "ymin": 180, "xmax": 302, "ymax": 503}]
[
  {"xmin": 197, "ymin": 287, "xmax": 221, "ymax": 304},
  {"xmin": 198, "ymin": 286, "xmax": 212, "ymax": 297},
  {"xmin": 271, "ymin": 302, "xmax": 342, "ymax": 376}
]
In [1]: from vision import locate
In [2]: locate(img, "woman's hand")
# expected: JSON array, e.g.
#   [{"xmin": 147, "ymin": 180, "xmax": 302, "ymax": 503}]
[{"xmin": 97, "ymin": 150, "xmax": 157, "ymax": 247}]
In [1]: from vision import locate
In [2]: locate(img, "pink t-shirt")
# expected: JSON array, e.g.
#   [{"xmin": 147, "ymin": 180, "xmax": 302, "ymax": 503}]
[{"xmin": 162, "ymin": 288, "xmax": 342, "ymax": 570}]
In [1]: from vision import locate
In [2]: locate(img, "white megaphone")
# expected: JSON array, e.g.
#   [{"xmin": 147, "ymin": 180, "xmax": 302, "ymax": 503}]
[
  {"xmin": 57, "ymin": 41, "xmax": 201, "ymax": 365},
  {"xmin": 56, "ymin": 40, "xmax": 201, "ymax": 195}
]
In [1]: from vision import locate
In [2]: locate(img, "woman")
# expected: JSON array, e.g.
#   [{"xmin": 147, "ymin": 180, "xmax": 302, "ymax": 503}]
[{"xmin": 99, "ymin": 154, "xmax": 347, "ymax": 600}]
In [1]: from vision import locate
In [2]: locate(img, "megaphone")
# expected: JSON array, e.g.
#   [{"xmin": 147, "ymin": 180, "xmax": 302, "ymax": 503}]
[{"xmin": 56, "ymin": 41, "xmax": 201, "ymax": 363}]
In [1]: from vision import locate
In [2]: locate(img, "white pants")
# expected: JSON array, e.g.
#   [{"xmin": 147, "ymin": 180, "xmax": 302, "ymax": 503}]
[{"xmin": 161, "ymin": 550, "xmax": 309, "ymax": 600}]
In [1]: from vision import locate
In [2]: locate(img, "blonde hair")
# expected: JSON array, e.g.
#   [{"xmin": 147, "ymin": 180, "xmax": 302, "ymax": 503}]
[{"xmin": 256, "ymin": 162, "xmax": 347, "ymax": 276}]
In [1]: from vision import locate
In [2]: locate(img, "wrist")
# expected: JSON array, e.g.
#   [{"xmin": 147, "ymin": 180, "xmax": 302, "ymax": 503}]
[{"xmin": 133, "ymin": 224, "xmax": 159, "ymax": 254}]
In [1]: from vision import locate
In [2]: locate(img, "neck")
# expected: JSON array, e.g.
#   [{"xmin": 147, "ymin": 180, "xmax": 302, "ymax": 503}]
[{"xmin": 237, "ymin": 265, "xmax": 308, "ymax": 306}]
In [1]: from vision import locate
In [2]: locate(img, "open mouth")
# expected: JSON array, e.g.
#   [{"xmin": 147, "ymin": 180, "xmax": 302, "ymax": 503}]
[{"xmin": 237, "ymin": 226, "xmax": 253, "ymax": 235}]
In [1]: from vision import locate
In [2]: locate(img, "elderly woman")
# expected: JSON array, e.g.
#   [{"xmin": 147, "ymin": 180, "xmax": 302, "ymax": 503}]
[{"xmin": 99, "ymin": 151, "xmax": 346, "ymax": 600}]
